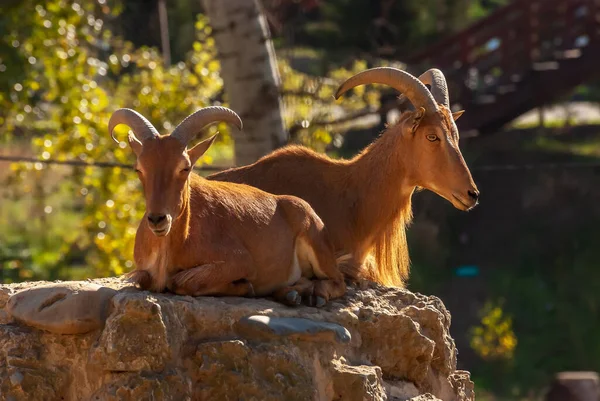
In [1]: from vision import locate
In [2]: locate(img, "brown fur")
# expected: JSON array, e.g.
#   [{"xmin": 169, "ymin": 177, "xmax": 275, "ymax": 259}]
[
  {"xmin": 209, "ymin": 106, "xmax": 479, "ymax": 287},
  {"xmin": 372, "ymin": 203, "xmax": 413, "ymax": 286},
  {"xmin": 124, "ymin": 135, "xmax": 346, "ymax": 307}
]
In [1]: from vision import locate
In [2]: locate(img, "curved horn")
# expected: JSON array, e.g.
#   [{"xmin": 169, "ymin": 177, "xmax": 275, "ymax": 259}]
[
  {"xmin": 398, "ymin": 68, "xmax": 450, "ymax": 109},
  {"xmin": 108, "ymin": 108, "xmax": 159, "ymax": 144},
  {"xmin": 334, "ymin": 67, "xmax": 438, "ymax": 113},
  {"xmin": 170, "ymin": 106, "xmax": 243, "ymax": 145},
  {"xmin": 415, "ymin": 68, "xmax": 450, "ymax": 108}
]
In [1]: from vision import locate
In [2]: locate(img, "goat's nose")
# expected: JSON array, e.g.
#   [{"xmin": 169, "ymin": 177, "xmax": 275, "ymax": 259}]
[
  {"xmin": 147, "ymin": 213, "xmax": 167, "ymax": 226},
  {"xmin": 468, "ymin": 190, "xmax": 479, "ymax": 201}
]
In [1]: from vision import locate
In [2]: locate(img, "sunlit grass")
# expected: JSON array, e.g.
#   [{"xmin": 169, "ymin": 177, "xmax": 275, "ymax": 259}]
[
  {"xmin": 529, "ymin": 134, "xmax": 600, "ymax": 157},
  {"xmin": 511, "ymin": 116, "xmax": 600, "ymax": 130}
]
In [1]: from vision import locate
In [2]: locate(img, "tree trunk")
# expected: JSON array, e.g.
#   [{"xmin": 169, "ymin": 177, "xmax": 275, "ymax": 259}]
[
  {"xmin": 202, "ymin": 0, "xmax": 287, "ymax": 166},
  {"xmin": 545, "ymin": 372, "xmax": 599, "ymax": 401},
  {"xmin": 158, "ymin": 0, "xmax": 171, "ymax": 66}
]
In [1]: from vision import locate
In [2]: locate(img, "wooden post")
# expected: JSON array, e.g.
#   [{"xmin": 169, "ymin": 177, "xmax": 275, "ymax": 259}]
[
  {"xmin": 158, "ymin": 0, "xmax": 171, "ymax": 67},
  {"xmin": 545, "ymin": 371, "xmax": 600, "ymax": 401}
]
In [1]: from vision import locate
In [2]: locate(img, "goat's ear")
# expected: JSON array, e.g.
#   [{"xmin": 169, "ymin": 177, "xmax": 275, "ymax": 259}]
[
  {"xmin": 452, "ymin": 110, "xmax": 465, "ymax": 121},
  {"xmin": 188, "ymin": 133, "xmax": 218, "ymax": 165},
  {"xmin": 410, "ymin": 107, "xmax": 426, "ymax": 133},
  {"xmin": 127, "ymin": 133, "xmax": 143, "ymax": 157}
]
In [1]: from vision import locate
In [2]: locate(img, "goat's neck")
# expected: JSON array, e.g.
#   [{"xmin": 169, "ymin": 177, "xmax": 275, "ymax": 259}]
[
  {"xmin": 350, "ymin": 133, "xmax": 414, "ymax": 231},
  {"xmin": 137, "ymin": 181, "xmax": 192, "ymax": 292},
  {"xmin": 170, "ymin": 180, "xmax": 192, "ymax": 243}
]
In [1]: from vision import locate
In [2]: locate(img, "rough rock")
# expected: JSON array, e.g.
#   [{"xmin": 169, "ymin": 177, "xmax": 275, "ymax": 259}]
[
  {"xmin": 6, "ymin": 282, "xmax": 117, "ymax": 334},
  {"xmin": 236, "ymin": 315, "xmax": 352, "ymax": 343},
  {"xmin": 385, "ymin": 379, "xmax": 420, "ymax": 400},
  {"xmin": 408, "ymin": 395, "xmax": 443, "ymax": 401},
  {"xmin": 0, "ymin": 277, "xmax": 474, "ymax": 401},
  {"xmin": 330, "ymin": 360, "xmax": 387, "ymax": 401}
]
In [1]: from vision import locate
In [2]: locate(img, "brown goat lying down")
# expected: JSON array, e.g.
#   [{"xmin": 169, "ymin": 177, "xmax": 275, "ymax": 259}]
[{"xmin": 108, "ymin": 107, "xmax": 346, "ymax": 307}]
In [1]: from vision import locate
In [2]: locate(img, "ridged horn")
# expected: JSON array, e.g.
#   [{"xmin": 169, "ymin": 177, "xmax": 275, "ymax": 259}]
[
  {"xmin": 170, "ymin": 106, "xmax": 243, "ymax": 145},
  {"xmin": 398, "ymin": 68, "xmax": 451, "ymax": 109},
  {"xmin": 334, "ymin": 67, "xmax": 438, "ymax": 113},
  {"xmin": 415, "ymin": 68, "xmax": 450, "ymax": 108},
  {"xmin": 108, "ymin": 108, "xmax": 159, "ymax": 144}
]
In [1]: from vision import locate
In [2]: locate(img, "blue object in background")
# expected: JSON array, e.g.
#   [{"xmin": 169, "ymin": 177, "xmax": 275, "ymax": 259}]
[{"xmin": 455, "ymin": 265, "xmax": 480, "ymax": 277}]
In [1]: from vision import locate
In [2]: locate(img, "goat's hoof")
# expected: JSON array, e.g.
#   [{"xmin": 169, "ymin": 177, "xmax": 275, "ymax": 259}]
[
  {"xmin": 305, "ymin": 294, "xmax": 317, "ymax": 307},
  {"xmin": 315, "ymin": 296, "xmax": 326, "ymax": 308},
  {"xmin": 247, "ymin": 283, "xmax": 256, "ymax": 297},
  {"xmin": 286, "ymin": 290, "xmax": 301, "ymax": 306}
]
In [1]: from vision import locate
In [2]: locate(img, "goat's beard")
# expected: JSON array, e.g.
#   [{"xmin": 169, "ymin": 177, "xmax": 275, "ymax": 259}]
[{"xmin": 152, "ymin": 227, "xmax": 170, "ymax": 237}]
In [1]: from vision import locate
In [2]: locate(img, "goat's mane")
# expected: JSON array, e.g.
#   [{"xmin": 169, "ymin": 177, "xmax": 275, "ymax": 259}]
[
  {"xmin": 371, "ymin": 199, "xmax": 413, "ymax": 287},
  {"xmin": 179, "ymin": 176, "xmax": 194, "ymax": 240},
  {"xmin": 369, "ymin": 106, "xmax": 457, "ymax": 287},
  {"xmin": 367, "ymin": 122, "xmax": 413, "ymax": 287}
]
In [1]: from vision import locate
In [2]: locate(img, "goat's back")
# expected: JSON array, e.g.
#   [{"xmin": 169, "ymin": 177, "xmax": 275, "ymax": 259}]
[{"xmin": 208, "ymin": 146, "xmax": 358, "ymax": 251}]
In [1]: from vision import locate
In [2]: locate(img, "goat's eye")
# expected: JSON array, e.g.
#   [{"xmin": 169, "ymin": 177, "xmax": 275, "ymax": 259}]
[
  {"xmin": 134, "ymin": 168, "xmax": 141, "ymax": 174},
  {"xmin": 181, "ymin": 167, "xmax": 191, "ymax": 173},
  {"xmin": 426, "ymin": 134, "xmax": 438, "ymax": 142}
]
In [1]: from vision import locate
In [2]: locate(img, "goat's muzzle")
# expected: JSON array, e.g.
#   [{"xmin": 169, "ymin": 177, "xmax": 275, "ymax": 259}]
[
  {"xmin": 452, "ymin": 188, "xmax": 480, "ymax": 211},
  {"xmin": 147, "ymin": 213, "xmax": 172, "ymax": 236}
]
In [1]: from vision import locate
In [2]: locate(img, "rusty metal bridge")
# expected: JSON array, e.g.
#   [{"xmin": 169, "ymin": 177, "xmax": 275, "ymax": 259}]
[{"xmin": 408, "ymin": 0, "xmax": 600, "ymax": 134}]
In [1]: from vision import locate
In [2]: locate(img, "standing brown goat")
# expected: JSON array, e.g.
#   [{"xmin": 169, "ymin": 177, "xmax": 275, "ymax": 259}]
[
  {"xmin": 109, "ymin": 107, "xmax": 346, "ymax": 306},
  {"xmin": 209, "ymin": 68, "xmax": 479, "ymax": 287}
]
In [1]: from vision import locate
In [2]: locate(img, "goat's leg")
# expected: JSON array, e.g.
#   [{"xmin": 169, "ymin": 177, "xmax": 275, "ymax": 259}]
[
  {"xmin": 272, "ymin": 277, "xmax": 315, "ymax": 306},
  {"xmin": 302, "ymin": 216, "xmax": 347, "ymax": 306},
  {"xmin": 312, "ymin": 278, "xmax": 346, "ymax": 306},
  {"xmin": 280, "ymin": 197, "xmax": 347, "ymax": 307},
  {"xmin": 124, "ymin": 269, "xmax": 153, "ymax": 291},
  {"xmin": 335, "ymin": 252, "xmax": 364, "ymax": 282},
  {"xmin": 169, "ymin": 262, "xmax": 254, "ymax": 297}
]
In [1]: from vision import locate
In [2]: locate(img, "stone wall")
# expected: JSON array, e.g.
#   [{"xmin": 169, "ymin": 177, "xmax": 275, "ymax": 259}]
[{"xmin": 0, "ymin": 278, "xmax": 474, "ymax": 401}]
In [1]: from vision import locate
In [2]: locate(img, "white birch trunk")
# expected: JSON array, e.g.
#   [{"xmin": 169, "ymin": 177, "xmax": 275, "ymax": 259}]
[{"xmin": 202, "ymin": 0, "xmax": 287, "ymax": 166}]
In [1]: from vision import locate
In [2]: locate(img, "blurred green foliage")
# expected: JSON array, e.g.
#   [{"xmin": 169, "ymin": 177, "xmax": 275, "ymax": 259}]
[
  {"xmin": 0, "ymin": 0, "xmax": 387, "ymax": 281},
  {"xmin": 478, "ymin": 221, "xmax": 600, "ymax": 396},
  {"xmin": 470, "ymin": 300, "xmax": 517, "ymax": 361},
  {"xmin": 273, "ymin": 0, "xmax": 509, "ymax": 60},
  {"xmin": 1, "ymin": 0, "xmax": 235, "ymax": 280},
  {"xmin": 406, "ymin": 125, "xmax": 600, "ymax": 398}
]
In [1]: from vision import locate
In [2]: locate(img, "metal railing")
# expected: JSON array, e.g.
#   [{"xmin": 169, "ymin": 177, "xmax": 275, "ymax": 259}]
[{"xmin": 408, "ymin": 0, "xmax": 600, "ymax": 133}]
